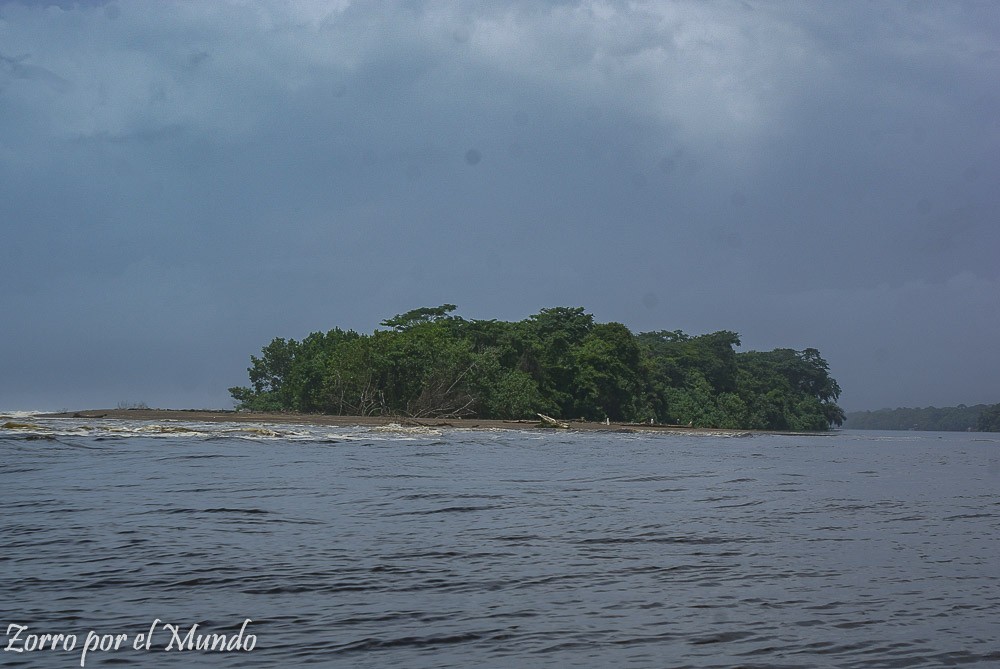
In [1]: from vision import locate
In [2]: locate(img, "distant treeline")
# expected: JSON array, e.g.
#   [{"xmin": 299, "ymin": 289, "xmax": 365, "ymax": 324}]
[
  {"xmin": 230, "ymin": 305, "xmax": 845, "ymax": 431},
  {"xmin": 846, "ymin": 404, "xmax": 1000, "ymax": 432}
]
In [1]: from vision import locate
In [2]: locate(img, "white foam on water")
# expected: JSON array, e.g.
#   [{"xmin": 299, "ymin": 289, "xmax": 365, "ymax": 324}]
[
  {"xmin": 0, "ymin": 410, "xmax": 45, "ymax": 420},
  {"xmin": 0, "ymin": 416, "xmax": 462, "ymax": 443}
]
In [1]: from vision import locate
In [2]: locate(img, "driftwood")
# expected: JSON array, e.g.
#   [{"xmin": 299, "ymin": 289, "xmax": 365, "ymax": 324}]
[{"xmin": 536, "ymin": 413, "xmax": 569, "ymax": 429}]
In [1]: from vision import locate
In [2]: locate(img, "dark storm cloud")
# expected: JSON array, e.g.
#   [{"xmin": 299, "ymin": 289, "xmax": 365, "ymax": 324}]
[
  {"xmin": 0, "ymin": 52, "xmax": 71, "ymax": 91},
  {"xmin": 1, "ymin": 0, "xmax": 997, "ymax": 411}
]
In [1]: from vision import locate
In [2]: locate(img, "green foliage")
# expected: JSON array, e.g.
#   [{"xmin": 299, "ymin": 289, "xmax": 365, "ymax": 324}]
[
  {"xmin": 977, "ymin": 404, "xmax": 1000, "ymax": 432},
  {"xmin": 847, "ymin": 404, "xmax": 998, "ymax": 431},
  {"xmin": 229, "ymin": 305, "xmax": 845, "ymax": 430},
  {"xmin": 637, "ymin": 329, "xmax": 741, "ymax": 394},
  {"xmin": 572, "ymin": 323, "xmax": 647, "ymax": 421},
  {"xmin": 664, "ymin": 371, "xmax": 726, "ymax": 428},
  {"xmin": 734, "ymin": 348, "xmax": 844, "ymax": 430},
  {"xmin": 380, "ymin": 304, "xmax": 458, "ymax": 331}
]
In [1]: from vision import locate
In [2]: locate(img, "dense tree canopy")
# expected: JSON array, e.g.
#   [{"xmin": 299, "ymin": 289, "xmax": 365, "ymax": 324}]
[
  {"xmin": 846, "ymin": 404, "xmax": 1000, "ymax": 432},
  {"xmin": 229, "ymin": 306, "xmax": 845, "ymax": 431},
  {"xmin": 978, "ymin": 404, "xmax": 1000, "ymax": 432}
]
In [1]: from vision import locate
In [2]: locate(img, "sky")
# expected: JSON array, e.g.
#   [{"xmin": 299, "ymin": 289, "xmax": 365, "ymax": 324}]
[{"xmin": 1, "ymin": 0, "xmax": 998, "ymax": 412}]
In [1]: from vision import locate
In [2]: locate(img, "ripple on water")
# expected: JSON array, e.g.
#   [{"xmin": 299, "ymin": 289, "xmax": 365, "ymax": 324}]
[{"xmin": 1, "ymin": 427, "xmax": 998, "ymax": 667}]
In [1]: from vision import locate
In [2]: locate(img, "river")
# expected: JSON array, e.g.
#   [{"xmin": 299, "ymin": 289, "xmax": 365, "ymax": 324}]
[{"xmin": 2, "ymin": 417, "xmax": 998, "ymax": 667}]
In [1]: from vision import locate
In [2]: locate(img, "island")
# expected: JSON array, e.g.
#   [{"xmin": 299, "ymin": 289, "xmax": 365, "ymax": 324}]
[
  {"xmin": 846, "ymin": 404, "xmax": 1000, "ymax": 432},
  {"xmin": 225, "ymin": 305, "xmax": 845, "ymax": 432}
]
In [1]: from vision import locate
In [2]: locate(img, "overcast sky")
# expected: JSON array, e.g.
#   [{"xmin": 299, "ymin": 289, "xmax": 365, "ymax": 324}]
[{"xmin": 2, "ymin": 0, "xmax": 997, "ymax": 412}]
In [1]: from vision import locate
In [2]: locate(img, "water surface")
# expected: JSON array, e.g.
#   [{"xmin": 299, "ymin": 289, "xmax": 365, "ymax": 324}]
[{"xmin": 2, "ymin": 417, "xmax": 998, "ymax": 667}]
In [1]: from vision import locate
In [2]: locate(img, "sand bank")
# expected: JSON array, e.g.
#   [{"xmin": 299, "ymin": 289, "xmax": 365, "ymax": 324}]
[{"xmin": 34, "ymin": 409, "xmax": 832, "ymax": 437}]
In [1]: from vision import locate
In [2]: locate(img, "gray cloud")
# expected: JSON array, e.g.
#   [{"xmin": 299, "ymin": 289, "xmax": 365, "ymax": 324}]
[
  {"xmin": 1, "ymin": 0, "xmax": 997, "ymax": 411},
  {"xmin": 0, "ymin": 52, "xmax": 71, "ymax": 91}
]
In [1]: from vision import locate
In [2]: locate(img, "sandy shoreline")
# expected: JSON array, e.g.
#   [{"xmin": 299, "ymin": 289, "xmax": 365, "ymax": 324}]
[{"xmin": 32, "ymin": 409, "xmax": 831, "ymax": 437}]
